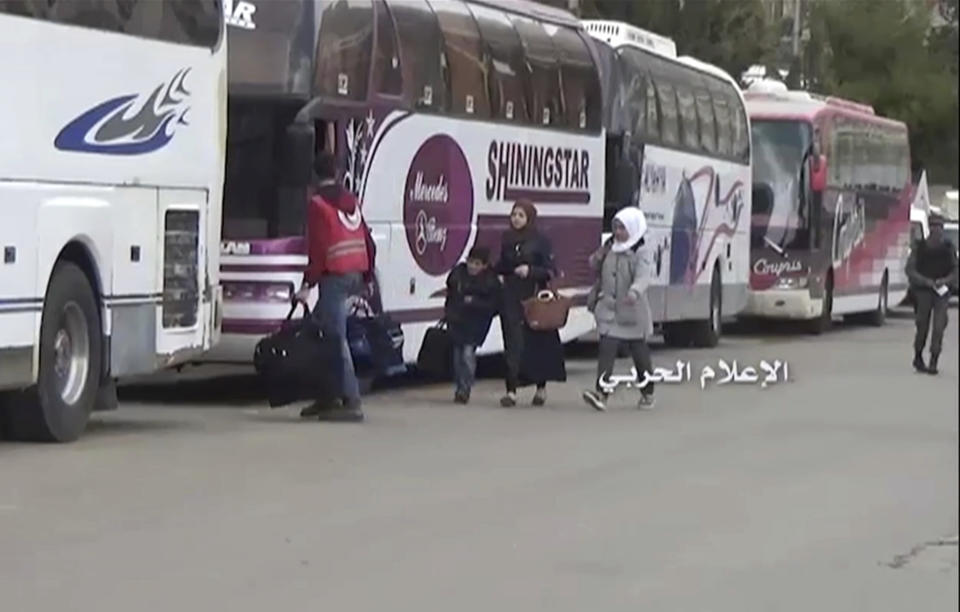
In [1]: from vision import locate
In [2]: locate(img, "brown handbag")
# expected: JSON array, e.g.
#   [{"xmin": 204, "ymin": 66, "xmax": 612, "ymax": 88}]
[{"xmin": 521, "ymin": 287, "xmax": 573, "ymax": 331}]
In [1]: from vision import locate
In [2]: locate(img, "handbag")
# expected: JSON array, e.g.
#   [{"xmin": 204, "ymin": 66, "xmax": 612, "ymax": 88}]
[
  {"xmin": 417, "ymin": 319, "xmax": 454, "ymax": 379},
  {"xmin": 253, "ymin": 303, "xmax": 344, "ymax": 408},
  {"xmin": 521, "ymin": 286, "xmax": 573, "ymax": 331},
  {"xmin": 347, "ymin": 299, "xmax": 407, "ymax": 378}
]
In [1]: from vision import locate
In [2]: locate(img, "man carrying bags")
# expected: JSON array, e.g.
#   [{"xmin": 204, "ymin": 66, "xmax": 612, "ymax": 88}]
[{"xmin": 295, "ymin": 151, "xmax": 377, "ymax": 421}]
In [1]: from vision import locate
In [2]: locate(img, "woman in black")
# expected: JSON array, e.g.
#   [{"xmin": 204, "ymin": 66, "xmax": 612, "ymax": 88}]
[{"xmin": 495, "ymin": 200, "xmax": 567, "ymax": 407}]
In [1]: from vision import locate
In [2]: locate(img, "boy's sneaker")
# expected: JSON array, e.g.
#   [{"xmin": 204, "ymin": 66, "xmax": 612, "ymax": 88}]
[
  {"xmin": 637, "ymin": 394, "xmax": 655, "ymax": 410},
  {"xmin": 454, "ymin": 390, "xmax": 470, "ymax": 404},
  {"xmin": 582, "ymin": 389, "xmax": 608, "ymax": 412},
  {"xmin": 500, "ymin": 392, "xmax": 517, "ymax": 407}
]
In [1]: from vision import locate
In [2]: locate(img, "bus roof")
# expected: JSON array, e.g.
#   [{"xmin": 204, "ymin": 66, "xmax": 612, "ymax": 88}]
[
  {"xmin": 582, "ymin": 20, "xmax": 678, "ymax": 58},
  {"xmin": 477, "ymin": 0, "xmax": 584, "ymax": 28},
  {"xmin": 582, "ymin": 20, "xmax": 741, "ymax": 94},
  {"xmin": 744, "ymin": 86, "xmax": 907, "ymax": 129},
  {"xmin": 676, "ymin": 55, "xmax": 744, "ymax": 98}
]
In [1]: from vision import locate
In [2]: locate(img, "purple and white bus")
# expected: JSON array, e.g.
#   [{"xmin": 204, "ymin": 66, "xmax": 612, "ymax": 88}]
[
  {"xmin": 585, "ymin": 21, "xmax": 752, "ymax": 347},
  {"xmin": 206, "ymin": 0, "xmax": 606, "ymax": 364}
]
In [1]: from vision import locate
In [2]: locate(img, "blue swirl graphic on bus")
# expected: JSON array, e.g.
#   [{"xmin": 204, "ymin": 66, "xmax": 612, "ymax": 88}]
[{"xmin": 55, "ymin": 69, "xmax": 191, "ymax": 155}]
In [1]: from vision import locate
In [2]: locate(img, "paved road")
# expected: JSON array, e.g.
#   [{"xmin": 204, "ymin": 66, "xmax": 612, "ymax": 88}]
[{"xmin": 1, "ymin": 309, "xmax": 957, "ymax": 611}]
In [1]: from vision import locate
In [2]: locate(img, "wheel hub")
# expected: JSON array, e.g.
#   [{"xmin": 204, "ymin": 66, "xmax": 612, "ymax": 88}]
[{"xmin": 52, "ymin": 302, "xmax": 90, "ymax": 406}]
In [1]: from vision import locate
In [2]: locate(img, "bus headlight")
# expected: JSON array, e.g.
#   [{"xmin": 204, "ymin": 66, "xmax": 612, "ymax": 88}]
[
  {"xmin": 775, "ymin": 276, "xmax": 809, "ymax": 289},
  {"xmin": 222, "ymin": 281, "xmax": 293, "ymax": 303}
]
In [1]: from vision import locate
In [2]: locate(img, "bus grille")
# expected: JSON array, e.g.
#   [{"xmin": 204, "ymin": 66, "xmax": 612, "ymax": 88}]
[{"xmin": 163, "ymin": 210, "xmax": 200, "ymax": 329}]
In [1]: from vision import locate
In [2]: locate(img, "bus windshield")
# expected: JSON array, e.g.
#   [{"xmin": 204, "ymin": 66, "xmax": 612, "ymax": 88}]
[{"xmin": 751, "ymin": 119, "xmax": 813, "ymax": 250}]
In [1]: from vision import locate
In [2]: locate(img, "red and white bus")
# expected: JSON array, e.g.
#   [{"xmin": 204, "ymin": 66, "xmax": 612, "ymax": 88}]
[{"xmin": 741, "ymin": 82, "xmax": 912, "ymax": 332}]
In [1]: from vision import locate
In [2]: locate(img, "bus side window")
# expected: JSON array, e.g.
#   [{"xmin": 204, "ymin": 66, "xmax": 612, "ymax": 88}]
[
  {"xmin": 676, "ymin": 79, "xmax": 699, "ymax": 151},
  {"xmin": 315, "ymin": 0, "xmax": 374, "ymax": 102},
  {"xmin": 730, "ymin": 91, "xmax": 749, "ymax": 163},
  {"xmin": 695, "ymin": 79, "xmax": 716, "ymax": 155},
  {"xmin": 386, "ymin": 0, "xmax": 448, "ymax": 112},
  {"xmin": 645, "ymin": 79, "xmax": 660, "ymax": 143},
  {"xmin": 712, "ymin": 87, "xmax": 732, "ymax": 157},
  {"xmin": 618, "ymin": 48, "xmax": 646, "ymax": 139},
  {"xmin": 550, "ymin": 26, "xmax": 600, "ymax": 131},
  {"xmin": 372, "ymin": 0, "xmax": 402, "ymax": 97},
  {"xmin": 510, "ymin": 14, "xmax": 563, "ymax": 127},
  {"xmin": 469, "ymin": 4, "xmax": 530, "ymax": 124},
  {"xmin": 431, "ymin": 0, "xmax": 490, "ymax": 118},
  {"xmin": 9, "ymin": 0, "xmax": 221, "ymax": 48},
  {"xmin": 654, "ymin": 79, "xmax": 679, "ymax": 147}
]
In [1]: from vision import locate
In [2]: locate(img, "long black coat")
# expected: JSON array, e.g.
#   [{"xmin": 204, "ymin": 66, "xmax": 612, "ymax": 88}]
[
  {"xmin": 495, "ymin": 230, "xmax": 567, "ymax": 385},
  {"xmin": 444, "ymin": 264, "xmax": 500, "ymax": 346}
]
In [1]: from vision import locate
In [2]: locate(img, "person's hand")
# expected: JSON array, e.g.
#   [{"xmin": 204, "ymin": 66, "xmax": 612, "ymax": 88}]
[
  {"xmin": 622, "ymin": 291, "xmax": 637, "ymax": 305},
  {"xmin": 515, "ymin": 265, "xmax": 530, "ymax": 278},
  {"xmin": 294, "ymin": 286, "xmax": 311, "ymax": 305}
]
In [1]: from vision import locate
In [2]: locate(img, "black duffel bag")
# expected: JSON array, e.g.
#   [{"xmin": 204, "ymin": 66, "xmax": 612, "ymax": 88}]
[
  {"xmin": 253, "ymin": 303, "xmax": 344, "ymax": 408},
  {"xmin": 416, "ymin": 319, "xmax": 453, "ymax": 379},
  {"xmin": 347, "ymin": 299, "xmax": 407, "ymax": 378}
]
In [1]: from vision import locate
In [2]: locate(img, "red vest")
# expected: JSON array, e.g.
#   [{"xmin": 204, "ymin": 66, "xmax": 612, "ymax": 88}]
[{"xmin": 306, "ymin": 196, "xmax": 370, "ymax": 280}]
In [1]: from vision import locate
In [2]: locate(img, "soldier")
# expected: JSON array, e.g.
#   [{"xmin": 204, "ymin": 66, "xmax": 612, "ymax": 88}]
[{"xmin": 905, "ymin": 213, "xmax": 958, "ymax": 374}]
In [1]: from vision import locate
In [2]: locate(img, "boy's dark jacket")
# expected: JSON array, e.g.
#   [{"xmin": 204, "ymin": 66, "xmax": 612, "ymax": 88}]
[{"xmin": 444, "ymin": 264, "xmax": 501, "ymax": 346}]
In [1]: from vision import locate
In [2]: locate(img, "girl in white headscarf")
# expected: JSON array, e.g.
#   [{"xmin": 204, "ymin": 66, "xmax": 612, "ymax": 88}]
[{"xmin": 583, "ymin": 207, "xmax": 656, "ymax": 411}]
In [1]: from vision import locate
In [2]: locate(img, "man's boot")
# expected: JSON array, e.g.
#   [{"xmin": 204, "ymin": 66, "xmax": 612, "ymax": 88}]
[
  {"xmin": 913, "ymin": 352, "xmax": 928, "ymax": 373},
  {"xmin": 927, "ymin": 352, "xmax": 940, "ymax": 375}
]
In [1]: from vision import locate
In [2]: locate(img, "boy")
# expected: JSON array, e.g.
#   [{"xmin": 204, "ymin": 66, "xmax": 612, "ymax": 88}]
[{"xmin": 444, "ymin": 247, "xmax": 501, "ymax": 403}]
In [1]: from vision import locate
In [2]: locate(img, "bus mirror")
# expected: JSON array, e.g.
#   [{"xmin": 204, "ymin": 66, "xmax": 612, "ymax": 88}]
[
  {"xmin": 752, "ymin": 182, "xmax": 774, "ymax": 215},
  {"xmin": 282, "ymin": 123, "xmax": 315, "ymax": 186},
  {"xmin": 811, "ymin": 154, "xmax": 827, "ymax": 193}
]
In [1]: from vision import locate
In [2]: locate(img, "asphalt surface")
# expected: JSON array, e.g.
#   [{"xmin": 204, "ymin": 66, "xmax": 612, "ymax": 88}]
[{"xmin": 1, "ymin": 307, "xmax": 957, "ymax": 611}]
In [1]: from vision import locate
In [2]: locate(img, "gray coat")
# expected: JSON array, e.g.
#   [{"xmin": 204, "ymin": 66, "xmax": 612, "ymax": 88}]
[{"xmin": 586, "ymin": 243, "xmax": 654, "ymax": 340}]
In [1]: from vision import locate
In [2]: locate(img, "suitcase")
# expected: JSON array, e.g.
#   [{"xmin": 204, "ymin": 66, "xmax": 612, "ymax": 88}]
[
  {"xmin": 416, "ymin": 320, "xmax": 453, "ymax": 379},
  {"xmin": 253, "ymin": 303, "xmax": 344, "ymax": 408},
  {"xmin": 347, "ymin": 300, "xmax": 407, "ymax": 378}
]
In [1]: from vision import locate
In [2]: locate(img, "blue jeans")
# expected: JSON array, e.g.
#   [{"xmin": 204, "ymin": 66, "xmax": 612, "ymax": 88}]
[
  {"xmin": 313, "ymin": 273, "xmax": 363, "ymax": 404},
  {"xmin": 452, "ymin": 344, "xmax": 477, "ymax": 395}
]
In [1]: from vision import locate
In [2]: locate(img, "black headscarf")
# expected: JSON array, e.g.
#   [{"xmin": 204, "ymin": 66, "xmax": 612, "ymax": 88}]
[{"xmin": 503, "ymin": 199, "xmax": 539, "ymax": 246}]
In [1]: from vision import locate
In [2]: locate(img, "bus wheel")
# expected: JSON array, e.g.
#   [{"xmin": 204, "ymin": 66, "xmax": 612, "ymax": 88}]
[
  {"xmin": 866, "ymin": 273, "xmax": 888, "ymax": 327},
  {"xmin": 807, "ymin": 272, "xmax": 833, "ymax": 335},
  {"xmin": 691, "ymin": 267, "xmax": 722, "ymax": 348},
  {"xmin": 5, "ymin": 262, "xmax": 102, "ymax": 442}
]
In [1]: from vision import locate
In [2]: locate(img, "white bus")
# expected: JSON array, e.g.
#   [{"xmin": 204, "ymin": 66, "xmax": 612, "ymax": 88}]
[
  {"xmin": 0, "ymin": 1, "xmax": 227, "ymax": 442},
  {"xmin": 208, "ymin": 0, "xmax": 606, "ymax": 365},
  {"xmin": 585, "ymin": 21, "xmax": 752, "ymax": 347}
]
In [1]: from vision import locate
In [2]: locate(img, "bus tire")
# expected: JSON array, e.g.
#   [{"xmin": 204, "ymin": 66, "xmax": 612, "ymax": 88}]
[
  {"xmin": 5, "ymin": 262, "xmax": 102, "ymax": 443},
  {"xmin": 806, "ymin": 271, "xmax": 833, "ymax": 335},
  {"xmin": 662, "ymin": 323, "xmax": 691, "ymax": 347},
  {"xmin": 691, "ymin": 267, "xmax": 722, "ymax": 348},
  {"xmin": 865, "ymin": 273, "xmax": 888, "ymax": 327}
]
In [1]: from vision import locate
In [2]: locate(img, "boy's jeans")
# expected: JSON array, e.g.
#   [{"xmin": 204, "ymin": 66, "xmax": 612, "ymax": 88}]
[
  {"xmin": 312, "ymin": 272, "xmax": 363, "ymax": 405},
  {"xmin": 453, "ymin": 344, "xmax": 477, "ymax": 395}
]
